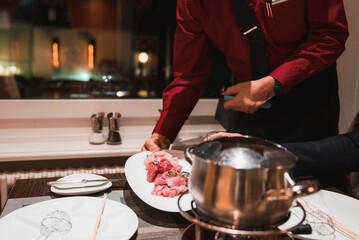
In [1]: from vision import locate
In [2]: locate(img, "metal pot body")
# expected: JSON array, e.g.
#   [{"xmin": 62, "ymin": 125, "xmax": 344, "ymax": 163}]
[{"xmin": 186, "ymin": 136, "xmax": 316, "ymax": 229}]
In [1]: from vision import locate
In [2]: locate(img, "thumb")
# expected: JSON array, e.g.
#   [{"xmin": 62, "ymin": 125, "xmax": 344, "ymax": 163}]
[
  {"xmin": 222, "ymin": 85, "xmax": 238, "ymax": 96},
  {"xmin": 149, "ymin": 140, "xmax": 162, "ymax": 152},
  {"xmin": 142, "ymin": 139, "xmax": 161, "ymax": 152}
]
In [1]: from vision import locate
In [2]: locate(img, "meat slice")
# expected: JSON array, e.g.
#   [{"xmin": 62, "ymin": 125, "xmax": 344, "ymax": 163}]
[
  {"xmin": 157, "ymin": 159, "xmax": 173, "ymax": 173},
  {"xmin": 151, "ymin": 185, "xmax": 165, "ymax": 196},
  {"xmin": 171, "ymin": 164, "xmax": 183, "ymax": 173},
  {"xmin": 166, "ymin": 175, "xmax": 188, "ymax": 188},
  {"xmin": 161, "ymin": 186, "xmax": 178, "ymax": 198},
  {"xmin": 170, "ymin": 185, "xmax": 187, "ymax": 195},
  {"xmin": 147, "ymin": 162, "xmax": 158, "ymax": 182},
  {"xmin": 144, "ymin": 151, "xmax": 178, "ymax": 170},
  {"xmin": 161, "ymin": 185, "xmax": 187, "ymax": 198},
  {"xmin": 154, "ymin": 173, "xmax": 167, "ymax": 185}
]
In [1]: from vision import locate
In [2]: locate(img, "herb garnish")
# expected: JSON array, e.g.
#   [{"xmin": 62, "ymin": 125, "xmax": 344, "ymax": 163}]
[{"xmin": 168, "ymin": 170, "xmax": 190, "ymax": 178}]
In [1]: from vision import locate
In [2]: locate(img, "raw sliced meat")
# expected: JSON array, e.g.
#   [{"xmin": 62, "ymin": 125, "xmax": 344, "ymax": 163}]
[
  {"xmin": 144, "ymin": 151, "xmax": 189, "ymax": 198},
  {"xmin": 157, "ymin": 159, "xmax": 173, "ymax": 173},
  {"xmin": 147, "ymin": 162, "xmax": 159, "ymax": 182}
]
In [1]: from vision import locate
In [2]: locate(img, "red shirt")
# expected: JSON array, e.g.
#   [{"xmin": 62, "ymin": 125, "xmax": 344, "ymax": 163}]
[{"xmin": 154, "ymin": 0, "xmax": 349, "ymax": 142}]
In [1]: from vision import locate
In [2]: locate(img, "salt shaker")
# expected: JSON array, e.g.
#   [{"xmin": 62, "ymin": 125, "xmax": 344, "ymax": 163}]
[
  {"xmin": 89, "ymin": 112, "xmax": 106, "ymax": 144},
  {"xmin": 107, "ymin": 112, "xmax": 122, "ymax": 145}
]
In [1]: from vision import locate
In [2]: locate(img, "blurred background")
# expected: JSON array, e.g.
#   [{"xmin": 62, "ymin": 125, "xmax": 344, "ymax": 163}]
[{"xmin": 0, "ymin": 0, "xmax": 202, "ymax": 99}]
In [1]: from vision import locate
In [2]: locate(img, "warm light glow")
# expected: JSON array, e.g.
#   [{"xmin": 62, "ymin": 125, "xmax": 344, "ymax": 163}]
[
  {"xmin": 88, "ymin": 44, "xmax": 94, "ymax": 69},
  {"xmin": 0, "ymin": 65, "xmax": 20, "ymax": 75},
  {"xmin": 138, "ymin": 52, "xmax": 149, "ymax": 63},
  {"xmin": 15, "ymin": 41, "xmax": 20, "ymax": 58},
  {"xmin": 80, "ymin": 72, "xmax": 90, "ymax": 81},
  {"xmin": 9, "ymin": 66, "xmax": 17, "ymax": 74},
  {"xmin": 52, "ymin": 42, "xmax": 60, "ymax": 68},
  {"xmin": 137, "ymin": 90, "xmax": 148, "ymax": 98},
  {"xmin": 116, "ymin": 91, "xmax": 126, "ymax": 97},
  {"xmin": 53, "ymin": 91, "xmax": 60, "ymax": 99}
]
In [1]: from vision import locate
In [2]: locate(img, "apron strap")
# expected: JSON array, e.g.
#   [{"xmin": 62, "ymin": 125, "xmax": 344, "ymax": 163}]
[
  {"xmin": 231, "ymin": 0, "xmax": 268, "ymax": 79},
  {"xmin": 215, "ymin": 0, "xmax": 268, "ymax": 131}
]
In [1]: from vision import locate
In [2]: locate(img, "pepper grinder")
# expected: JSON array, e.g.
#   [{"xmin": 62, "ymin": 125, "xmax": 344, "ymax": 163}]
[
  {"xmin": 107, "ymin": 112, "xmax": 122, "ymax": 145},
  {"xmin": 89, "ymin": 112, "xmax": 106, "ymax": 144}
]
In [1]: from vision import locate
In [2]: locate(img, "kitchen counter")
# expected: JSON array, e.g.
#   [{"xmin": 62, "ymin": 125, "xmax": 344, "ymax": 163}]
[{"xmin": 0, "ymin": 99, "xmax": 224, "ymax": 162}]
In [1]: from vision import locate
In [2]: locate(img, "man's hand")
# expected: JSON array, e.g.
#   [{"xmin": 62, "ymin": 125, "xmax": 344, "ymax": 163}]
[
  {"xmin": 141, "ymin": 133, "xmax": 171, "ymax": 152},
  {"xmin": 204, "ymin": 132, "xmax": 243, "ymax": 141},
  {"xmin": 222, "ymin": 76, "xmax": 276, "ymax": 113}
]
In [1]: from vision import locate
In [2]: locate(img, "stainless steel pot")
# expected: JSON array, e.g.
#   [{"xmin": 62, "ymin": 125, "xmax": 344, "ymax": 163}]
[{"xmin": 185, "ymin": 136, "xmax": 318, "ymax": 229}]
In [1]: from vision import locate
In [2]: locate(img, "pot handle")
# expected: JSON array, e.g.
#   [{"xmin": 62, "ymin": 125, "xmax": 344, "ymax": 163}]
[
  {"xmin": 292, "ymin": 179, "xmax": 319, "ymax": 198},
  {"xmin": 184, "ymin": 146, "xmax": 194, "ymax": 165},
  {"xmin": 266, "ymin": 179, "xmax": 319, "ymax": 201}
]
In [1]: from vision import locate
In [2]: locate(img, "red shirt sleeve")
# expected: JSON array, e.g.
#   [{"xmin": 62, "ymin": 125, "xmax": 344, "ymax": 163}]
[
  {"xmin": 153, "ymin": 0, "xmax": 211, "ymax": 142},
  {"xmin": 270, "ymin": 0, "xmax": 349, "ymax": 92}
]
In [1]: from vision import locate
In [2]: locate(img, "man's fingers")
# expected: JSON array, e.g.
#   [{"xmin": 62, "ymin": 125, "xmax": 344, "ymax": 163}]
[
  {"xmin": 222, "ymin": 85, "xmax": 237, "ymax": 96},
  {"xmin": 223, "ymin": 99, "xmax": 260, "ymax": 114},
  {"xmin": 204, "ymin": 132, "xmax": 244, "ymax": 141},
  {"xmin": 223, "ymin": 98, "xmax": 243, "ymax": 110},
  {"xmin": 141, "ymin": 139, "xmax": 161, "ymax": 152}
]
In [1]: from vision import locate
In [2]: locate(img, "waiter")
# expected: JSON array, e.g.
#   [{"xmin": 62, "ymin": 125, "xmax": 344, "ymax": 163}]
[{"xmin": 142, "ymin": 0, "xmax": 349, "ymax": 152}]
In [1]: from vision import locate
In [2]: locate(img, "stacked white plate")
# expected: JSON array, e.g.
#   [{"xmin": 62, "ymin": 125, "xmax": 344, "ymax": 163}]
[{"xmin": 50, "ymin": 173, "xmax": 112, "ymax": 195}]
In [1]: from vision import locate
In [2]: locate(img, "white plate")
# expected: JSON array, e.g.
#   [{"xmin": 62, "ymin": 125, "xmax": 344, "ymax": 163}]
[
  {"xmin": 125, "ymin": 150, "xmax": 193, "ymax": 212},
  {"xmin": 51, "ymin": 173, "xmax": 112, "ymax": 195},
  {"xmin": 279, "ymin": 190, "xmax": 359, "ymax": 240},
  {"xmin": 0, "ymin": 196, "xmax": 138, "ymax": 240}
]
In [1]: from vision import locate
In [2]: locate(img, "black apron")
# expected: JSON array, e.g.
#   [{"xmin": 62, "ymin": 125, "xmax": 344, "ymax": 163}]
[{"xmin": 214, "ymin": 0, "xmax": 339, "ymax": 143}]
